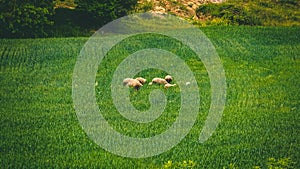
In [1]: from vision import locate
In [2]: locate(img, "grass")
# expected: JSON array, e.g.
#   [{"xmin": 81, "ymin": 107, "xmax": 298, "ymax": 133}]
[
  {"xmin": 196, "ymin": 0, "xmax": 300, "ymax": 26},
  {"xmin": 0, "ymin": 26, "xmax": 299, "ymax": 168}
]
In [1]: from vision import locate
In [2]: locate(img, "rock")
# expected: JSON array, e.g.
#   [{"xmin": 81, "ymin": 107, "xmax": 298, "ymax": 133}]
[{"xmin": 138, "ymin": 0, "xmax": 226, "ymax": 21}]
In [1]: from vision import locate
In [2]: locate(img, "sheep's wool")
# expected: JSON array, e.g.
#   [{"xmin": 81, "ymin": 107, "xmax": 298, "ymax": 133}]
[
  {"xmin": 164, "ymin": 83, "xmax": 176, "ymax": 89},
  {"xmin": 123, "ymin": 78, "xmax": 143, "ymax": 90},
  {"xmin": 165, "ymin": 75, "xmax": 173, "ymax": 83},
  {"xmin": 135, "ymin": 77, "xmax": 147, "ymax": 84},
  {"xmin": 151, "ymin": 78, "xmax": 168, "ymax": 85}
]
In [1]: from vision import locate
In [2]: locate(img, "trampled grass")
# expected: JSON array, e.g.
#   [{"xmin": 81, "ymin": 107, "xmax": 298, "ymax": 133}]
[{"xmin": 0, "ymin": 27, "xmax": 299, "ymax": 168}]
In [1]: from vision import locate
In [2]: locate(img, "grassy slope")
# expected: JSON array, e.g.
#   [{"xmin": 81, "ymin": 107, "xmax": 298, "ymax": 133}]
[
  {"xmin": 0, "ymin": 26, "xmax": 299, "ymax": 168},
  {"xmin": 196, "ymin": 0, "xmax": 300, "ymax": 26}
]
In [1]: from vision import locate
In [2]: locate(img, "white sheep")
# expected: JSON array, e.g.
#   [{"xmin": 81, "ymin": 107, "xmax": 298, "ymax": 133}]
[
  {"xmin": 135, "ymin": 77, "xmax": 147, "ymax": 84},
  {"xmin": 165, "ymin": 75, "xmax": 173, "ymax": 83},
  {"xmin": 123, "ymin": 78, "xmax": 133, "ymax": 85},
  {"xmin": 148, "ymin": 77, "xmax": 168, "ymax": 85},
  {"xmin": 164, "ymin": 83, "xmax": 176, "ymax": 89},
  {"xmin": 123, "ymin": 78, "xmax": 143, "ymax": 90}
]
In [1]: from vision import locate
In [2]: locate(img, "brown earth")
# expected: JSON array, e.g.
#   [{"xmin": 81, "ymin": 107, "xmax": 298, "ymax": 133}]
[{"xmin": 137, "ymin": 0, "xmax": 225, "ymax": 20}]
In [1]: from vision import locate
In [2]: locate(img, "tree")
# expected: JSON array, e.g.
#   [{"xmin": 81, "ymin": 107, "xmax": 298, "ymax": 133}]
[
  {"xmin": 0, "ymin": 0, "xmax": 54, "ymax": 38},
  {"xmin": 74, "ymin": 0, "xmax": 137, "ymax": 28}
]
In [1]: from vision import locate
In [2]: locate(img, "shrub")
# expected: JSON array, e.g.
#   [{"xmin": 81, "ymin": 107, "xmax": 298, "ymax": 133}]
[
  {"xmin": 197, "ymin": 3, "xmax": 261, "ymax": 26},
  {"xmin": 0, "ymin": 1, "xmax": 54, "ymax": 38},
  {"xmin": 74, "ymin": 0, "xmax": 138, "ymax": 29},
  {"xmin": 196, "ymin": 0, "xmax": 300, "ymax": 26}
]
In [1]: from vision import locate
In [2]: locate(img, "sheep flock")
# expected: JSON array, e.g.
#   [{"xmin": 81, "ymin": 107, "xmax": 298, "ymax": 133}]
[{"xmin": 123, "ymin": 75, "xmax": 176, "ymax": 91}]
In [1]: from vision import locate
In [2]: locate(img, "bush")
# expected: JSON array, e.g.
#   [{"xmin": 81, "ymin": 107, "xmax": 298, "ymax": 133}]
[
  {"xmin": 196, "ymin": 3, "xmax": 261, "ymax": 26},
  {"xmin": 50, "ymin": 8, "xmax": 93, "ymax": 37},
  {"xmin": 0, "ymin": 0, "xmax": 54, "ymax": 38},
  {"xmin": 196, "ymin": 0, "xmax": 300, "ymax": 26},
  {"xmin": 74, "ymin": 0, "xmax": 138, "ymax": 29}
]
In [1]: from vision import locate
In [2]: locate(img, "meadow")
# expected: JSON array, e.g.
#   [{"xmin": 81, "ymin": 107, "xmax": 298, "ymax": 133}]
[{"xmin": 0, "ymin": 26, "xmax": 299, "ymax": 168}]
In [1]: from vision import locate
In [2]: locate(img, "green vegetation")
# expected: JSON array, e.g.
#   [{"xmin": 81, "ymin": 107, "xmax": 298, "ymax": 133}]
[
  {"xmin": 196, "ymin": 0, "xmax": 300, "ymax": 26},
  {"xmin": 1, "ymin": 0, "xmax": 300, "ymax": 38},
  {"xmin": 135, "ymin": 0, "xmax": 155, "ymax": 12},
  {"xmin": 54, "ymin": 0, "xmax": 77, "ymax": 9},
  {"xmin": 0, "ymin": 26, "xmax": 299, "ymax": 168},
  {"xmin": 0, "ymin": 0, "xmax": 138, "ymax": 38},
  {"xmin": 0, "ymin": 0, "xmax": 54, "ymax": 38},
  {"xmin": 74, "ymin": 0, "xmax": 137, "ymax": 28}
]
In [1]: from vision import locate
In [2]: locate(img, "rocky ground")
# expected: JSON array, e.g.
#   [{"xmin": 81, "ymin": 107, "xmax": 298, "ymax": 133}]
[{"xmin": 137, "ymin": 0, "xmax": 226, "ymax": 20}]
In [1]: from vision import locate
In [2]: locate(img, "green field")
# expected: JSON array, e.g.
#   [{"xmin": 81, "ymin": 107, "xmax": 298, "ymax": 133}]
[{"xmin": 0, "ymin": 26, "xmax": 299, "ymax": 168}]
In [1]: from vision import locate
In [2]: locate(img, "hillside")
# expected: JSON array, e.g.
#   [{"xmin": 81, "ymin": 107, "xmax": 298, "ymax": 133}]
[
  {"xmin": 50, "ymin": 0, "xmax": 300, "ymax": 38},
  {"xmin": 136, "ymin": 0, "xmax": 225, "ymax": 20},
  {"xmin": 136, "ymin": 0, "xmax": 300, "ymax": 26},
  {"xmin": 1, "ymin": 26, "xmax": 299, "ymax": 168}
]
